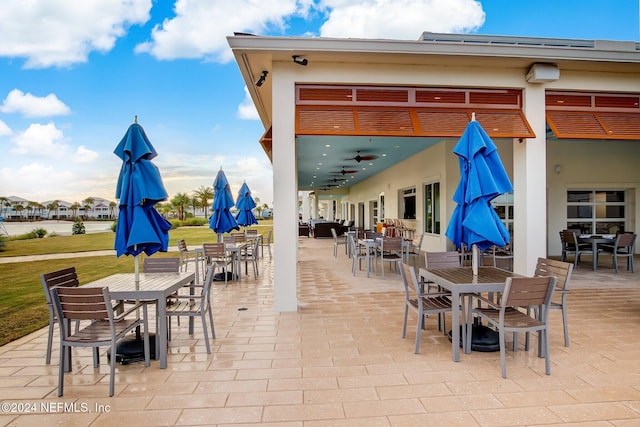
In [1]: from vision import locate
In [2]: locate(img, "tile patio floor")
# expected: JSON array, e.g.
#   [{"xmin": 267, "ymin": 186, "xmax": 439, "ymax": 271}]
[{"xmin": 1, "ymin": 237, "xmax": 640, "ymax": 426}]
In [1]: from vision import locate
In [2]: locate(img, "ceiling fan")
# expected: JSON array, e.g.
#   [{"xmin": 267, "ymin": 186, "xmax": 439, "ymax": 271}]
[
  {"xmin": 319, "ymin": 184, "xmax": 340, "ymax": 190},
  {"xmin": 345, "ymin": 150, "xmax": 378, "ymax": 163},
  {"xmin": 325, "ymin": 177, "xmax": 347, "ymax": 183},
  {"xmin": 330, "ymin": 167, "xmax": 359, "ymax": 175}
]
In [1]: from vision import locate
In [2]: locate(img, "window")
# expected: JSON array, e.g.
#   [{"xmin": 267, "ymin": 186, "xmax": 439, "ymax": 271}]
[
  {"xmin": 566, "ymin": 190, "xmax": 626, "ymax": 234},
  {"xmin": 424, "ymin": 182, "xmax": 440, "ymax": 234},
  {"xmin": 400, "ymin": 187, "xmax": 416, "ymax": 220},
  {"xmin": 491, "ymin": 191, "xmax": 514, "ymax": 236},
  {"xmin": 372, "ymin": 200, "xmax": 379, "ymax": 224}
]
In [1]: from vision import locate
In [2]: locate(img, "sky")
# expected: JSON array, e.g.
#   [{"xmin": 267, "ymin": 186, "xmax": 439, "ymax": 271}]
[{"xmin": 0, "ymin": 0, "xmax": 638, "ymax": 207}]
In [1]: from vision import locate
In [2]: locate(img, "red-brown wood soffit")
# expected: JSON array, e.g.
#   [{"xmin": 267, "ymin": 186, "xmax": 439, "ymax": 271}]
[
  {"xmin": 546, "ymin": 91, "xmax": 640, "ymax": 140},
  {"xmin": 295, "ymin": 85, "xmax": 535, "ymax": 139},
  {"xmin": 259, "ymin": 127, "xmax": 272, "ymax": 162}
]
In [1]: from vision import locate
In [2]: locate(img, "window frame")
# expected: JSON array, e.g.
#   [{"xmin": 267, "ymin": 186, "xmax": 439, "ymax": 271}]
[{"xmin": 423, "ymin": 182, "xmax": 441, "ymax": 234}]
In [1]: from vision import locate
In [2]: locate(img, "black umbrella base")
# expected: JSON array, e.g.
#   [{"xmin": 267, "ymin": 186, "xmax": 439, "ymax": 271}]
[
  {"xmin": 213, "ymin": 272, "xmax": 236, "ymax": 282},
  {"xmin": 448, "ymin": 324, "xmax": 500, "ymax": 352},
  {"xmin": 107, "ymin": 333, "xmax": 157, "ymax": 365}
]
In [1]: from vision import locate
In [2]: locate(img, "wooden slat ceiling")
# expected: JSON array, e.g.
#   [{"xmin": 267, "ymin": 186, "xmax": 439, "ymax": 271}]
[
  {"xmin": 297, "ymin": 106, "xmax": 535, "ymax": 138},
  {"xmin": 546, "ymin": 91, "xmax": 640, "ymax": 140},
  {"xmin": 259, "ymin": 127, "xmax": 272, "ymax": 162},
  {"xmin": 295, "ymin": 85, "xmax": 535, "ymax": 138}
]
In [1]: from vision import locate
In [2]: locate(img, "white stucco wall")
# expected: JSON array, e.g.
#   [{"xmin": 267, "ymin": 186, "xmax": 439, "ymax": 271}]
[
  {"xmin": 546, "ymin": 139, "xmax": 640, "ymax": 256},
  {"xmin": 341, "ymin": 137, "xmax": 515, "ymax": 252},
  {"xmin": 265, "ymin": 46, "xmax": 638, "ymax": 310}
]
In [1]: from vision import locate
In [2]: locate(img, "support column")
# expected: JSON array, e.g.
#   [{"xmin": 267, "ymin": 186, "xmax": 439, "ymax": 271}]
[
  {"xmin": 513, "ymin": 85, "xmax": 547, "ymax": 275},
  {"xmin": 271, "ymin": 67, "xmax": 298, "ymax": 312}
]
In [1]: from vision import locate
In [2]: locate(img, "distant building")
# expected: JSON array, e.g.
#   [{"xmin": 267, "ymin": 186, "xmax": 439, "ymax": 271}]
[
  {"xmin": 0, "ymin": 195, "xmax": 117, "ymax": 220},
  {"xmin": 41, "ymin": 200, "xmax": 73, "ymax": 219}
]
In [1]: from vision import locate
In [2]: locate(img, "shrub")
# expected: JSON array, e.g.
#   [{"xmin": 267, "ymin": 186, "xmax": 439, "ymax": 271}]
[
  {"xmin": 72, "ymin": 219, "xmax": 86, "ymax": 235},
  {"xmin": 0, "ymin": 236, "xmax": 6, "ymax": 251},
  {"xmin": 169, "ymin": 217, "xmax": 208, "ymax": 228},
  {"xmin": 32, "ymin": 228, "xmax": 48, "ymax": 238},
  {"xmin": 111, "ymin": 220, "xmax": 117, "ymax": 232}
]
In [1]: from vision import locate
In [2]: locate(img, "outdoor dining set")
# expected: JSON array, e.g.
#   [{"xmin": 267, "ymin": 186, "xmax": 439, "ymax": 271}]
[
  {"xmin": 559, "ymin": 229, "xmax": 636, "ymax": 273},
  {"xmin": 39, "ymin": 230, "xmax": 269, "ymax": 397}
]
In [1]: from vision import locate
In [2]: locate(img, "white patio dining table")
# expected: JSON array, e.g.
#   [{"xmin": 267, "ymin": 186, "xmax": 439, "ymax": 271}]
[
  {"xmin": 358, "ymin": 238, "xmax": 379, "ymax": 277},
  {"xmin": 578, "ymin": 234, "xmax": 616, "ymax": 271},
  {"xmin": 83, "ymin": 272, "xmax": 195, "ymax": 369}
]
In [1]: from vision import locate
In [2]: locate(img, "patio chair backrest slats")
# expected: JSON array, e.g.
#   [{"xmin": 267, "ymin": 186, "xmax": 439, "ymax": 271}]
[
  {"xmin": 54, "ymin": 287, "xmax": 110, "ymax": 321},
  {"xmin": 503, "ymin": 276, "xmax": 556, "ymax": 308},
  {"xmin": 535, "ymin": 257, "xmax": 573, "ymax": 292},
  {"xmin": 143, "ymin": 257, "xmax": 180, "ymax": 273}
]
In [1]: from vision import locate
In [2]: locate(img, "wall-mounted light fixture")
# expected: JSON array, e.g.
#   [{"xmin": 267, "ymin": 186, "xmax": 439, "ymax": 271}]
[
  {"xmin": 526, "ymin": 63, "xmax": 559, "ymax": 83},
  {"xmin": 292, "ymin": 55, "xmax": 308, "ymax": 66},
  {"xmin": 255, "ymin": 70, "xmax": 268, "ymax": 87},
  {"xmin": 554, "ymin": 164, "xmax": 561, "ymax": 174}
]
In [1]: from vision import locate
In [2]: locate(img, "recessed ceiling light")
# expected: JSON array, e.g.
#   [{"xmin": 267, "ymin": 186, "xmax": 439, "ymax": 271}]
[
  {"xmin": 362, "ymin": 167, "xmax": 366, "ymax": 170},
  {"xmin": 317, "ymin": 162, "xmax": 322, "ymax": 165},
  {"xmin": 322, "ymin": 153, "xmax": 327, "ymax": 156},
  {"xmin": 394, "ymin": 145, "xmax": 400, "ymax": 148},
  {"xmin": 325, "ymin": 144, "xmax": 331, "ymax": 147},
  {"xmin": 381, "ymin": 154, "xmax": 387, "ymax": 157}
]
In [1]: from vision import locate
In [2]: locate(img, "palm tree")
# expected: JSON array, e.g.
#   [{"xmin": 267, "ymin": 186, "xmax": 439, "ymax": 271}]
[
  {"xmin": 194, "ymin": 186, "xmax": 214, "ymax": 217},
  {"xmin": 171, "ymin": 193, "xmax": 190, "ymax": 221},
  {"xmin": 0, "ymin": 197, "xmax": 9, "ymax": 218},
  {"xmin": 26, "ymin": 201, "xmax": 39, "ymax": 220},
  {"xmin": 158, "ymin": 202, "xmax": 174, "ymax": 219},
  {"xmin": 52, "ymin": 200, "xmax": 60, "ymax": 219},
  {"xmin": 189, "ymin": 196, "xmax": 202, "ymax": 218},
  {"xmin": 109, "ymin": 201, "xmax": 117, "ymax": 219},
  {"xmin": 35, "ymin": 202, "xmax": 45, "ymax": 219},
  {"xmin": 82, "ymin": 197, "xmax": 95, "ymax": 220},
  {"xmin": 70, "ymin": 202, "xmax": 81, "ymax": 219},
  {"xmin": 14, "ymin": 204, "xmax": 24, "ymax": 220},
  {"xmin": 47, "ymin": 200, "xmax": 59, "ymax": 219}
]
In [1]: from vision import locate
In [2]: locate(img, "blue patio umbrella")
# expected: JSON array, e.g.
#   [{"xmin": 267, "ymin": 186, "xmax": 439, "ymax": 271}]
[
  {"xmin": 209, "ymin": 168, "xmax": 239, "ymax": 239},
  {"xmin": 234, "ymin": 181, "xmax": 258, "ymax": 227},
  {"xmin": 114, "ymin": 118, "xmax": 172, "ymax": 285},
  {"xmin": 445, "ymin": 115, "xmax": 513, "ymax": 274}
]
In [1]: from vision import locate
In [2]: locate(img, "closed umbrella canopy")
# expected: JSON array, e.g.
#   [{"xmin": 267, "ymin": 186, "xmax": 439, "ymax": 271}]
[
  {"xmin": 114, "ymin": 121, "xmax": 171, "ymax": 261},
  {"xmin": 235, "ymin": 182, "xmax": 258, "ymax": 227},
  {"xmin": 445, "ymin": 118, "xmax": 512, "ymax": 272},
  {"xmin": 209, "ymin": 168, "xmax": 239, "ymax": 235}
]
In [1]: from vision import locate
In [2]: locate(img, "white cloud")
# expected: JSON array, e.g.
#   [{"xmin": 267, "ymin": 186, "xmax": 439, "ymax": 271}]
[
  {"xmin": 135, "ymin": 0, "xmax": 306, "ymax": 62},
  {"xmin": 0, "ymin": 0, "xmax": 151, "ymax": 68},
  {"xmin": 0, "ymin": 163, "xmax": 77, "ymax": 200},
  {"xmin": 318, "ymin": 0, "xmax": 485, "ymax": 39},
  {"xmin": 135, "ymin": 0, "xmax": 485, "ymax": 63},
  {"xmin": 0, "ymin": 120, "xmax": 11, "ymax": 136},
  {"xmin": 1, "ymin": 89, "xmax": 71, "ymax": 117},
  {"xmin": 73, "ymin": 145, "xmax": 99, "ymax": 163},
  {"xmin": 237, "ymin": 87, "xmax": 260, "ymax": 120},
  {"xmin": 10, "ymin": 122, "xmax": 68, "ymax": 157}
]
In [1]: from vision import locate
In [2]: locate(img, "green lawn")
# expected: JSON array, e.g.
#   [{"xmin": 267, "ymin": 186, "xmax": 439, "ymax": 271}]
[{"xmin": 0, "ymin": 222, "xmax": 272, "ymax": 346}]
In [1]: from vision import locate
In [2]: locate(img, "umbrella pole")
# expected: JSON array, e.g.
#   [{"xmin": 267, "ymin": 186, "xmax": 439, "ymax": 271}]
[
  {"xmin": 134, "ymin": 251, "xmax": 140, "ymax": 288},
  {"xmin": 472, "ymin": 244, "xmax": 479, "ymax": 276}
]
